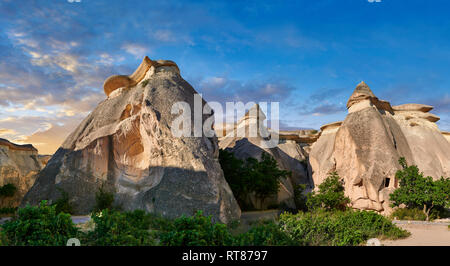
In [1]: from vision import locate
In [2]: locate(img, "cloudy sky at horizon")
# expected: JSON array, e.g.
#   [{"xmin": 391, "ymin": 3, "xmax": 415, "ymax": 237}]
[{"xmin": 0, "ymin": 0, "xmax": 449, "ymax": 154}]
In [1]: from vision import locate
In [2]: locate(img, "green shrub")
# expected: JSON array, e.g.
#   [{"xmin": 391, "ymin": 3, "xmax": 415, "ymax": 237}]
[
  {"xmin": 0, "ymin": 207, "xmax": 17, "ymax": 215},
  {"xmin": 235, "ymin": 221, "xmax": 297, "ymax": 246},
  {"xmin": 390, "ymin": 158, "xmax": 450, "ymax": 221},
  {"xmin": 391, "ymin": 208, "xmax": 427, "ymax": 221},
  {"xmin": 82, "ymin": 209, "xmax": 156, "ymax": 246},
  {"xmin": 307, "ymin": 172, "xmax": 350, "ymax": 211},
  {"xmin": 1, "ymin": 201, "xmax": 78, "ymax": 246},
  {"xmin": 0, "ymin": 183, "xmax": 17, "ymax": 198},
  {"xmin": 160, "ymin": 211, "xmax": 234, "ymax": 246},
  {"xmin": 93, "ymin": 185, "xmax": 115, "ymax": 212},
  {"xmin": 52, "ymin": 188, "xmax": 73, "ymax": 214},
  {"xmin": 279, "ymin": 210, "xmax": 409, "ymax": 246},
  {"xmin": 141, "ymin": 79, "xmax": 150, "ymax": 87}
]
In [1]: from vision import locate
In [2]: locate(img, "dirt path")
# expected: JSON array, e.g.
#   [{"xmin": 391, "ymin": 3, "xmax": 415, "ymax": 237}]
[{"xmin": 382, "ymin": 223, "xmax": 450, "ymax": 246}]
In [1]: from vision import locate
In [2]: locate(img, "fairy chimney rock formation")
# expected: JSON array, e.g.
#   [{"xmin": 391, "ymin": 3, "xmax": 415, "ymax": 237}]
[
  {"xmin": 310, "ymin": 82, "xmax": 450, "ymax": 214},
  {"xmin": 22, "ymin": 56, "xmax": 240, "ymax": 223}
]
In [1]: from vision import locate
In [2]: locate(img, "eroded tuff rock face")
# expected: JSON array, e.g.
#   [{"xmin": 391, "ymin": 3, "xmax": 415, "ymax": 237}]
[
  {"xmin": 219, "ymin": 104, "xmax": 311, "ymax": 210},
  {"xmin": 310, "ymin": 82, "xmax": 450, "ymax": 214},
  {"xmin": 0, "ymin": 139, "xmax": 42, "ymax": 208},
  {"xmin": 22, "ymin": 57, "xmax": 240, "ymax": 223}
]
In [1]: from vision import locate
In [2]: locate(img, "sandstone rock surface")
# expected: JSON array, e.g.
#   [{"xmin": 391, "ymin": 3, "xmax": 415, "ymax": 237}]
[
  {"xmin": 219, "ymin": 104, "xmax": 312, "ymax": 210},
  {"xmin": 0, "ymin": 138, "xmax": 42, "ymax": 208},
  {"xmin": 22, "ymin": 57, "xmax": 240, "ymax": 223},
  {"xmin": 310, "ymin": 82, "xmax": 450, "ymax": 214}
]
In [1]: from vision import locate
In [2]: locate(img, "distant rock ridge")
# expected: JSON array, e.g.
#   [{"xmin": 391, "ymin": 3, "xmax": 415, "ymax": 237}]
[
  {"xmin": 0, "ymin": 138, "xmax": 42, "ymax": 208},
  {"xmin": 310, "ymin": 82, "xmax": 450, "ymax": 214},
  {"xmin": 22, "ymin": 56, "xmax": 240, "ymax": 223},
  {"xmin": 0, "ymin": 138, "xmax": 37, "ymax": 152}
]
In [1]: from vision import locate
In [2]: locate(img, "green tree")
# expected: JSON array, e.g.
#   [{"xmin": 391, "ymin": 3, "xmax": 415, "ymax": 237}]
[
  {"xmin": 390, "ymin": 158, "xmax": 450, "ymax": 221},
  {"xmin": 219, "ymin": 149, "xmax": 249, "ymax": 205},
  {"xmin": 246, "ymin": 152, "xmax": 290, "ymax": 207},
  {"xmin": 307, "ymin": 172, "xmax": 350, "ymax": 211}
]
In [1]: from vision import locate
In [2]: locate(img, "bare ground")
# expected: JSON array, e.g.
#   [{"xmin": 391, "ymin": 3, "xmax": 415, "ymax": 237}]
[{"xmin": 382, "ymin": 223, "xmax": 450, "ymax": 246}]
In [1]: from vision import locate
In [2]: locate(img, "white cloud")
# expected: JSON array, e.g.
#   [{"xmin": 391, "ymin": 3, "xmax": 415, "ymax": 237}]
[{"xmin": 122, "ymin": 43, "xmax": 149, "ymax": 58}]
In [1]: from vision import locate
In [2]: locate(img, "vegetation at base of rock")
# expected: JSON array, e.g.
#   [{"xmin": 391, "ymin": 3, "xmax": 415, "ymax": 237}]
[
  {"xmin": 293, "ymin": 184, "xmax": 308, "ymax": 212},
  {"xmin": 0, "ymin": 207, "xmax": 17, "ymax": 215},
  {"xmin": 279, "ymin": 210, "xmax": 409, "ymax": 246},
  {"xmin": 235, "ymin": 220, "xmax": 297, "ymax": 246},
  {"xmin": 0, "ymin": 203, "xmax": 408, "ymax": 246},
  {"xmin": 391, "ymin": 208, "xmax": 427, "ymax": 221},
  {"xmin": 1, "ymin": 201, "xmax": 78, "ymax": 246},
  {"xmin": 306, "ymin": 172, "xmax": 350, "ymax": 211},
  {"xmin": 160, "ymin": 211, "xmax": 235, "ymax": 246},
  {"xmin": 52, "ymin": 188, "xmax": 74, "ymax": 214},
  {"xmin": 81, "ymin": 209, "xmax": 156, "ymax": 246},
  {"xmin": 0, "ymin": 183, "xmax": 17, "ymax": 198},
  {"xmin": 389, "ymin": 158, "xmax": 450, "ymax": 221},
  {"xmin": 219, "ymin": 149, "xmax": 291, "ymax": 210},
  {"xmin": 93, "ymin": 185, "xmax": 115, "ymax": 212}
]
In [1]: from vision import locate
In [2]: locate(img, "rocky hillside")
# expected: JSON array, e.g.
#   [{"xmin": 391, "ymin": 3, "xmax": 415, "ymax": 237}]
[
  {"xmin": 0, "ymin": 138, "xmax": 42, "ymax": 208},
  {"xmin": 309, "ymin": 81, "xmax": 450, "ymax": 215}
]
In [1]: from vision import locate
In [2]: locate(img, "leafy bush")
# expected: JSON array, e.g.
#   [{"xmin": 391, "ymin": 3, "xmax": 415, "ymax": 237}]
[
  {"xmin": 390, "ymin": 158, "xmax": 450, "ymax": 221},
  {"xmin": 52, "ymin": 188, "xmax": 73, "ymax": 214},
  {"xmin": 82, "ymin": 209, "xmax": 156, "ymax": 246},
  {"xmin": 279, "ymin": 210, "xmax": 409, "ymax": 246},
  {"xmin": 219, "ymin": 149, "xmax": 290, "ymax": 210},
  {"xmin": 160, "ymin": 211, "xmax": 234, "ymax": 246},
  {"xmin": 235, "ymin": 221, "xmax": 296, "ymax": 246},
  {"xmin": 93, "ymin": 185, "xmax": 115, "ymax": 212},
  {"xmin": 391, "ymin": 208, "xmax": 427, "ymax": 221},
  {"xmin": 141, "ymin": 79, "xmax": 150, "ymax": 87},
  {"xmin": 1, "ymin": 201, "xmax": 78, "ymax": 246},
  {"xmin": 307, "ymin": 172, "xmax": 350, "ymax": 211},
  {"xmin": 0, "ymin": 183, "xmax": 17, "ymax": 198}
]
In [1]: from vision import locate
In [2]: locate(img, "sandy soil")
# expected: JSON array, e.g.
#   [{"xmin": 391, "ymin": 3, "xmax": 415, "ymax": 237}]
[{"xmin": 382, "ymin": 223, "xmax": 450, "ymax": 246}]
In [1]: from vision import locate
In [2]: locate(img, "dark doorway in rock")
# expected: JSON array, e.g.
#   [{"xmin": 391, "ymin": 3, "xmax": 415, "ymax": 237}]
[{"xmin": 384, "ymin": 177, "xmax": 391, "ymax": 188}]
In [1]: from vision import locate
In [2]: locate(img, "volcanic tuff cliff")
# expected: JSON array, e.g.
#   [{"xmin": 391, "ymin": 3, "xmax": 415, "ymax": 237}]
[
  {"xmin": 309, "ymin": 81, "xmax": 450, "ymax": 214},
  {"xmin": 0, "ymin": 138, "xmax": 42, "ymax": 208},
  {"xmin": 22, "ymin": 56, "xmax": 241, "ymax": 223}
]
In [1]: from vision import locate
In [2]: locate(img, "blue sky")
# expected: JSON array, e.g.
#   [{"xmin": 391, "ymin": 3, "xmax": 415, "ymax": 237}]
[{"xmin": 0, "ymin": 0, "xmax": 449, "ymax": 153}]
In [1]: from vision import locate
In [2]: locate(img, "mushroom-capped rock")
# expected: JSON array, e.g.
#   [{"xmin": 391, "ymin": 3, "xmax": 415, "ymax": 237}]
[
  {"xmin": 22, "ymin": 56, "xmax": 240, "ymax": 223},
  {"xmin": 346, "ymin": 81, "xmax": 376, "ymax": 109},
  {"xmin": 219, "ymin": 104, "xmax": 312, "ymax": 210},
  {"xmin": 103, "ymin": 56, "xmax": 179, "ymax": 96},
  {"xmin": 310, "ymin": 82, "xmax": 450, "ymax": 215},
  {"xmin": 0, "ymin": 138, "xmax": 43, "ymax": 208},
  {"xmin": 319, "ymin": 121, "xmax": 343, "ymax": 132},
  {"xmin": 392, "ymin": 104, "xmax": 434, "ymax": 113}
]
